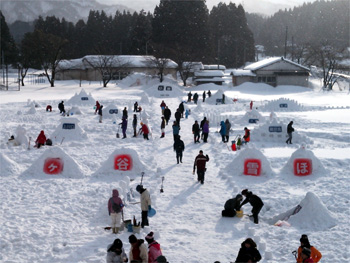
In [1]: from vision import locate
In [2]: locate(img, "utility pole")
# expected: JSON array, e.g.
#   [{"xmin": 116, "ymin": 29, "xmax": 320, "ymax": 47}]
[{"xmin": 284, "ymin": 26, "xmax": 288, "ymax": 58}]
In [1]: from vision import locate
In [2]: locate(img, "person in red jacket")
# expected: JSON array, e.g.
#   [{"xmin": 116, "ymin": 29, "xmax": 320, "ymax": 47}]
[
  {"xmin": 243, "ymin": 127, "xmax": 250, "ymax": 144},
  {"xmin": 139, "ymin": 122, "xmax": 150, "ymax": 140},
  {"xmin": 35, "ymin": 130, "xmax": 46, "ymax": 148},
  {"xmin": 95, "ymin": 101, "xmax": 101, "ymax": 114},
  {"xmin": 145, "ymin": 232, "xmax": 162, "ymax": 263},
  {"xmin": 193, "ymin": 150, "xmax": 209, "ymax": 184}
]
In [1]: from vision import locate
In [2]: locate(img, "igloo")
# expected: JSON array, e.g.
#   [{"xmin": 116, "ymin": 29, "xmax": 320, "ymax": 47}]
[
  {"xmin": 102, "ymin": 104, "xmax": 120, "ymax": 119},
  {"xmin": 66, "ymin": 89, "xmax": 95, "ymax": 106},
  {"xmin": 205, "ymin": 89, "xmax": 234, "ymax": 105},
  {"xmin": 51, "ymin": 117, "xmax": 88, "ymax": 143},
  {"xmin": 260, "ymin": 98, "xmax": 303, "ymax": 112},
  {"xmin": 21, "ymin": 146, "xmax": 84, "ymax": 178}
]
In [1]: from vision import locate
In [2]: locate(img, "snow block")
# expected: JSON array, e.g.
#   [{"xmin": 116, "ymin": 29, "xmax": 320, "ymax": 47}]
[
  {"xmin": 260, "ymin": 98, "xmax": 304, "ymax": 112},
  {"xmin": 66, "ymin": 89, "xmax": 95, "ymax": 106},
  {"xmin": 51, "ymin": 117, "xmax": 88, "ymax": 143},
  {"xmin": 103, "ymin": 104, "xmax": 120, "ymax": 119},
  {"xmin": 145, "ymin": 81, "xmax": 184, "ymax": 98},
  {"xmin": 237, "ymin": 108, "xmax": 265, "ymax": 125}
]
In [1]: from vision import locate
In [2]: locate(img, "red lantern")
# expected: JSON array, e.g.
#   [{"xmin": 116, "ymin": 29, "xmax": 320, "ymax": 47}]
[
  {"xmin": 114, "ymin": 154, "xmax": 133, "ymax": 171},
  {"xmin": 244, "ymin": 159, "xmax": 261, "ymax": 176},
  {"xmin": 293, "ymin": 158, "xmax": 312, "ymax": 176},
  {"xmin": 43, "ymin": 158, "xmax": 64, "ymax": 174}
]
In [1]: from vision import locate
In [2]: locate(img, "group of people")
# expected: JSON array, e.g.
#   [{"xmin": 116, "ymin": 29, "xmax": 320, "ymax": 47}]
[{"xmin": 187, "ymin": 90, "xmax": 211, "ymax": 104}]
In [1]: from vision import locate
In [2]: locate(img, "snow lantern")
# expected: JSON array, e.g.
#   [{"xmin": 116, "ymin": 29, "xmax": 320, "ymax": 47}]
[
  {"xmin": 244, "ymin": 159, "xmax": 262, "ymax": 176},
  {"xmin": 43, "ymin": 158, "xmax": 64, "ymax": 175}
]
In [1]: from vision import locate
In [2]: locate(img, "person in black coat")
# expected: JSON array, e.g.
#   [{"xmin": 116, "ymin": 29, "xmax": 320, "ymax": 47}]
[
  {"xmin": 187, "ymin": 91, "xmax": 192, "ymax": 102},
  {"xmin": 202, "ymin": 91, "xmax": 206, "ymax": 102},
  {"xmin": 122, "ymin": 107, "xmax": 128, "ymax": 119},
  {"xmin": 132, "ymin": 114, "xmax": 138, "ymax": 137},
  {"xmin": 193, "ymin": 93, "xmax": 199, "ymax": 104},
  {"xmin": 98, "ymin": 105, "xmax": 103, "ymax": 123},
  {"xmin": 58, "ymin": 101, "xmax": 65, "ymax": 114},
  {"xmin": 235, "ymin": 238, "xmax": 262, "ymax": 263},
  {"xmin": 222, "ymin": 194, "xmax": 243, "ymax": 217},
  {"xmin": 286, "ymin": 121, "xmax": 294, "ymax": 144},
  {"xmin": 192, "ymin": 120, "xmax": 200, "ymax": 143},
  {"xmin": 175, "ymin": 109, "xmax": 181, "ymax": 127},
  {"xmin": 173, "ymin": 135, "xmax": 185, "ymax": 164},
  {"xmin": 133, "ymin": 102, "xmax": 138, "ymax": 112},
  {"xmin": 179, "ymin": 102, "xmax": 185, "ymax": 118},
  {"xmin": 239, "ymin": 189, "xmax": 264, "ymax": 224},
  {"xmin": 207, "ymin": 90, "xmax": 211, "ymax": 97},
  {"xmin": 164, "ymin": 106, "xmax": 171, "ymax": 125}
]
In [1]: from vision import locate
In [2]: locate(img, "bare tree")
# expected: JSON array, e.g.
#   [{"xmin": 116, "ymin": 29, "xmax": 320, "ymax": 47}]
[{"xmin": 146, "ymin": 56, "xmax": 171, "ymax": 83}]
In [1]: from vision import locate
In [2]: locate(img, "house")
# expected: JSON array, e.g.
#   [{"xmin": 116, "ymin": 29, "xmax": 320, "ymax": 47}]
[
  {"xmin": 56, "ymin": 55, "xmax": 178, "ymax": 81},
  {"xmin": 231, "ymin": 57, "xmax": 310, "ymax": 87}
]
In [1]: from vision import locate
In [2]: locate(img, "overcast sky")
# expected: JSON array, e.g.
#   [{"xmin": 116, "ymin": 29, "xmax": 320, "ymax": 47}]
[{"xmin": 96, "ymin": 0, "xmax": 317, "ymax": 16}]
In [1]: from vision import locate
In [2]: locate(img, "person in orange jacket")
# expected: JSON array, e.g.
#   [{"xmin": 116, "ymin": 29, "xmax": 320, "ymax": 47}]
[
  {"xmin": 35, "ymin": 130, "xmax": 46, "ymax": 148},
  {"xmin": 243, "ymin": 127, "xmax": 250, "ymax": 143},
  {"xmin": 296, "ymin": 235, "xmax": 322, "ymax": 263}
]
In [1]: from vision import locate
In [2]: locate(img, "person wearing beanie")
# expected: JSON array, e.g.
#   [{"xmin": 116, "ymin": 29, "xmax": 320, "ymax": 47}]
[
  {"xmin": 300, "ymin": 247, "xmax": 314, "ymax": 263},
  {"xmin": 296, "ymin": 235, "xmax": 322, "ymax": 263},
  {"xmin": 136, "ymin": 185, "xmax": 152, "ymax": 228},
  {"xmin": 145, "ymin": 232, "xmax": 162, "ymax": 263},
  {"xmin": 128, "ymin": 234, "xmax": 148, "ymax": 263},
  {"xmin": 106, "ymin": 238, "xmax": 128, "ymax": 263},
  {"xmin": 235, "ymin": 238, "xmax": 262, "ymax": 263},
  {"xmin": 222, "ymin": 194, "xmax": 243, "ymax": 217},
  {"xmin": 238, "ymin": 189, "xmax": 264, "ymax": 224}
]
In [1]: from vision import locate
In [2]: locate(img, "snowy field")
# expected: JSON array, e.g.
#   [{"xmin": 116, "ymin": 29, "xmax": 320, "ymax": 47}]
[{"xmin": 1, "ymin": 74, "xmax": 350, "ymax": 263}]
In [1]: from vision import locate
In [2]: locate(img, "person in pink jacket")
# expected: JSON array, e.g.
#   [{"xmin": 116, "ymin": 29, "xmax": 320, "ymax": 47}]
[
  {"xmin": 107, "ymin": 189, "xmax": 124, "ymax": 234},
  {"xmin": 145, "ymin": 232, "xmax": 162, "ymax": 263}
]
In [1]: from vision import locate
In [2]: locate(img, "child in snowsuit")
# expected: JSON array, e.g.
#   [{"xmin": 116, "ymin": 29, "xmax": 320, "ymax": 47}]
[
  {"xmin": 107, "ymin": 238, "xmax": 128, "ymax": 263},
  {"xmin": 173, "ymin": 135, "xmax": 185, "ymax": 164},
  {"xmin": 136, "ymin": 185, "xmax": 152, "ymax": 228},
  {"xmin": 139, "ymin": 122, "xmax": 150, "ymax": 140},
  {"xmin": 235, "ymin": 238, "xmax": 261, "ymax": 263},
  {"xmin": 145, "ymin": 232, "xmax": 163, "ymax": 263},
  {"xmin": 222, "ymin": 194, "xmax": 243, "ymax": 217},
  {"xmin": 239, "ymin": 189, "xmax": 264, "ymax": 224},
  {"xmin": 296, "ymin": 235, "xmax": 322, "ymax": 263},
  {"xmin": 107, "ymin": 189, "xmax": 124, "ymax": 234},
  {"xmin": 58, "ymin": 101, "xmax": 65, "ymax": 114},
  {"xmin": 128, "ymin": 234, "xmax": 148, "ymax": 263},
  {"xmin": 172, "ymin": 121, "xmax": 180, "ymax": 141},
  {"xmin": 35, "ymin": 130, "xmax": 46, "ymax": 148},
  {"xmin": 160, "ymin": 101, "xmax": 166, "ymax": 115},
  {"xmin": 243, "ymin": 127, "xmax": 250, "ymax": 144}
]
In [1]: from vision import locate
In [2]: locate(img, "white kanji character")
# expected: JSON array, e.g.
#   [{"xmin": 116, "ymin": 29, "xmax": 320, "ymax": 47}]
[
  {"xmin": 116, "ymin": 157, "xmax": 130, "ymax": 171},
  {"xmin": 48, "ymin": 163, "xmax": 58, "ymax": 172}
]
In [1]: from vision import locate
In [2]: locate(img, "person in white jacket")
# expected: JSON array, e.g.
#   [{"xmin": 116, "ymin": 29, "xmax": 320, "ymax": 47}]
[{"xmin": 136, "ymin": 185, "xmax": 152, "ymax": 228}]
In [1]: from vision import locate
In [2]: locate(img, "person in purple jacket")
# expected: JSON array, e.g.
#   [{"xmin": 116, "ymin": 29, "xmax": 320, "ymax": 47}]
[
  {"xmin": 120, "ymin": 117, "xmax": 128, "ymax": 139},
  {"xmin": 202, "ymin": 120, "xmax": 209, "ymax": 143},
  {"xmin": 108, "ymin": 189, "xmax": 124, "ymax": 234}
]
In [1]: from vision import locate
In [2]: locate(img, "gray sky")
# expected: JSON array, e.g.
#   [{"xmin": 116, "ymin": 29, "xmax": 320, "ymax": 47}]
[{"xmin": 96, "ymin": 0, "xmax": 317, "ymax": 15}]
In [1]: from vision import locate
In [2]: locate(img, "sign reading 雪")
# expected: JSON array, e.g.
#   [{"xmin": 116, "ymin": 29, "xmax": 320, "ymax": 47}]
[
  {"xmin": 293, "ymin": 158, "xmax": 312, "ymax": 176},
  {"xmin": 279, "ymin": 103, "xmax": 288, "ymax": 108},
  {"xmin": 114, "ymin": 154, "xmax": 133, "ymax": 171},
  {"xmin": 249, "ymin": 119, "xmax": 259, "ymax": 124},
  {"xmin": 81, "ymin": 97, "xmax": 89, "ymax": 101},
  {"xmin": 269, "ymin": 126, "xmax": 282, "ymax": 133},
  {"xmin": 43, "ymin": 158, "xmax": 64, "ymax": 174},
  {"xmin": 62, "ymin": 123, "xmax": 75, "ymax": 130},
  {"xmin": 109, "ymin": 109, "xmax": 118, "ymax": 114},
  {"xmin": 243, "ymin": 159, "xmax": 261, "ymax": 176}
]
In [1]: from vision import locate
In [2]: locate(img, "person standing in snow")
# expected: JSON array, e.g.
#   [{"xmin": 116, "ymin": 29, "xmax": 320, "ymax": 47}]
[
  {"xmin": 122, "ymin": 107, "xmax": 128, "ymax": 120},
  {"xmin": 187, "ymin": 91, "xmax": 192, "ymax": 102},
  {"xmin": 132, "ymin": 114, "xmax": 138, "ymax": 137},
  {"xmin": 98, "ymin": 105, "xmax": 103, "ymax": 123},
  {"xmin": 193, "ymin": 150, "xmax": 209, "ymax": 184},
  {"xmin": 202, "ymin": 120, "xmax": 209, "ymax": 143},
  {"xmin": 296, "ymin": 235, "xmax": 322, "ymax": 263},
  {"xmin": 225, "ymin": 119, "xmax": 231, "ymax": 143},
  {"xmin": 192, "ymin": 120, "xmax": 200, "ymax": 143},
  {"xmin": 250, "ymin": 100, "xmax": 253, "ymax": 110},
  {"xmin": 286, "ymin": 121, "xmax": 294, "ymax": 144},
  {"xmin": 134, "ymin": 102, "xmax": 138, "ymax": 112},
  {"xmin": 178, "ymin": 102, "xmax": 185, "ymax": 118},
  {"xmin": 120, "ymin": 117, "xmax": 128, "ymax": 139},
  {"xmin": 243, "ymin": 127, "xmax": 250, "ymax": 144},
  {"xmin": 139, "ymin": 122, "xmax": 150, "ymax": 140},
  {"xmin": 172, "ymin": 121, "xmax": 180, "ymax": 141},
  {"xmin": 35, "ymin": 130, "xmax": 46, "ymax": 148},
  {"xmin": 160, "ymin": 117, "xmax": 165, "ymax": 138},
  {"xmin": 95, "ymin": 101, "xmax": 101, "ymax": 114},
  {"xmin": 222, "ymin": 194, "xmax": 243, "ymax": 217},
  {"xmin": 219, "ymin": 121, "xmax": 226, "ymax": 143},
  {"xmin": 128, "ymin": 234, "xmax": 148, "ymax": 263},
  {"xmin": 200, "ymin": 117, "xmax": 207, "ymax": 140},
  {"xmin": 299, "ymin": 248, "xmax": 314, "ymax": 263},
  {"xmin": 107, "ymin": 189, "xmax": 124, "ymax": 234},
  {"xmin": 207, "ymin": 90, "xmax": 211, "ymax": 97},
  {"xmin": 58, "ymin": 101, "xmax": 65, "ymax": 115},
  {"xmin": 239, "ymin": 189, "xmax": 264, "ymax": 224},
  {"xmin": 193, "ymin": 93, "xmax": 199, "ymax": 104},
  {"xmin": 173, "ymin": 135, "xmax": 185, "ymax": 164},
  {"xmin": 175, "ymin": 108, "xmax": 181, "ymax": 127},
  {"xmin": 222, "ymin": 94, "xmax": 226, "ymax": 104},
  {"xmin": 136, "ymin": 185, "xmax": 152, "ymax": 228},
  {"xmin": 145, "ymin": 232, "xmax": 163, "ymax": 263},
  {"xmin": 202, "ymin": 91, "xmax": 206, "ymax": 102},
  {"xmin": 160, "ymin": 101, "xmax": 166, "ymax": 115},
  {"xmin": 185, "ymin": 109, "xmax": 190, "ymax": 119},
  {"xmin": 235, "ymin": 238, "xmax": 262, "ymax": 263},
  {"xmin": 106, "ymin": 238, "xmax": 128, "ymax": 263},
  {"xmin": 163, "ymin": 106, "xmax": 171, "ymax": 125}
]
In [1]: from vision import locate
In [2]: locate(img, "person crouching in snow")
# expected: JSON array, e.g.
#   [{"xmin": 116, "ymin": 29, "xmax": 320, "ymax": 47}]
[
  {"xmin": 222, "ymin": 194, "xmax": 243, "ymax": 217},
  {"xmin": 145, "ymin": 232, "xmax": 163, "ymax": 263},
  {"xmin": 235, "ymin": 238, "xmax": 261, "ymax": 263},
  {"xmin": 139, "ymin": 122, "xmax": 150, "ymax": 140},
  {"xmin": 136, "ymin": 185, "xmax": 152, "ymax": 228},
  {"xmin": 107, "ymin": 238, "xmax": 128, "ymax": 263},
  {"xmin": 296, "ymin": 235, "xmax": 322, "ymax": 263},
  {"xmin": 243, "ymin": 127, "xmax": 250, "ymax": 144},
  {"xmin": 107, "ymin": 189, "xmax": 124, "ymax": 234},
  {"xmin": 238, "ymin": 189, "xmax": 264, "ymax": 224},
  {"xmin": 129, "ymin": 234, "xmax": 148, "ymax": 263},
  {"xmin": 35, "ymin": 130, "xmax": 46, "ymax": 148}
]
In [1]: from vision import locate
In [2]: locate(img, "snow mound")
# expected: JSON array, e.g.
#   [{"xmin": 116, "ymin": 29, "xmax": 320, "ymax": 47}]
[
  {"xmin": 189, "ymin": 83, "xmax": 227, "ymax": 91},
  {"xmin": 26, "ymin": 99, "xmax": 40, "ymax": 107},
  {"xmin": 251, "ymin": 119, "xmax": 313, "ymax": 144},
  {"xmin": 281, "ymin": 146, "xmax": 327, "ymax": 176},
  {"xmin": 51, "ymin": 117, "xmax": 88, "ymax": 143},
  {"xmin": 223, "ymin": 145, "xmax": 274, "ymax": 177},
  {"xmin": 117, "ymin": 73, "xmax": 152, "ymax": 87},
  {"xmin": 15, "ymin": 125, "xmax": 29, "ymax": 145},
  {"xmin": 140, "ymin": 92, "xmax": 150, "ymax": 104},
  {"xmin": 270, "ymin": 192, "xmax": 336, "ymax": 230},
  {"xmin": 237, "ymin": 108, "xmax": 265, "ymax": 124},
  {"xmin": 66, "ymin": 89, "xmax": 95, "ymax": 106},
  {"xmin": 145, "ymin": 82, "xmax": 184, "ymax": 98},
  {"xmin": 260, "ymin": 98, "xmax": 304, "ymax": 112},
  {"xmin": 94, "ymin": 147, "xmax": 146, "ymax": 180},
  {"xmin": 67, "ymin": 106, "xmax": 83, "ymax": 115},
  {"xmin": 21, "ymin": 146, "xmax": 84, "ymax": 178},
  {"xmin": 205, "ymin": 89, "xmax": 234, "ymax": 105},
  {"xmin": 102, "ymin": 104, "xmax": 120, "ymax": 119},
  {"xmin": 0, "ymin": 153, "xmax": 20, "ymax": 176},
  {"xmin": 26, "ymin": 104, "xmax": 37, "ymax": 114}
]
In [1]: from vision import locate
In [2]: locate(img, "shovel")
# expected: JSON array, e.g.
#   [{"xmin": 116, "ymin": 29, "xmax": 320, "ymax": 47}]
[
  {"xmin": 160, "ymin": 176, "xmax": 164, "ymax": 193},
  {"xmin": 140, "ymin": 172, "xmax": 144, "ymax": 185}
]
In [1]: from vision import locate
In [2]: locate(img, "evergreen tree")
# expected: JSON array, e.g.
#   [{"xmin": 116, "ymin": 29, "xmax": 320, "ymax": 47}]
[
  {"xmin": 129, "ymin": 11, "xmax": 153, "ymax": 55},
  {"xmin": 0, "ymin": 11, "xmax": 18, "ymax": 65}
]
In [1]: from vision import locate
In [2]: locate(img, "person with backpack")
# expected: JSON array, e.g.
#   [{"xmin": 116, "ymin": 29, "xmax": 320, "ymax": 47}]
[
  {"xmin": 107, "ymin": 189, "xmax": 124, "ymax": 234},
  {"xmin": 193, "ymin": 150, "xmax": 209, "ymax": 184},
  {"xmin": 128, "ymin": 234, "xmax": 148, "ymax": 263},
  {"xmin": 136, "ymin": 185, "xmax": 152, "ymax": 228},
  {"xmin": 58, "ymin": 101, "xmax": 65, "ymax": 115},
  {"xmin": 192, "ymin": 120, "xmax": 200, "ymax": 143},
  {"xmin": 173, "ymin": 135, "xmax": 185, "ymax": 164},
  {"xmin": 222, "ymin": 194, "xmax": 243, "ymax": 217},
  {"xmin": 235, "ymin": 238, "xmax": 262, "ymax": 263},
  {"xmin": 172, "ymin": 121, "xmax": 180, "ymax": 141},
  {"xmin": 107, "ymin": 238, "xmax": 128, "ymax": 263},
  {"xmin": 132, "ymin": 114, "xmax": 138, "ymax": 137},
  {"xmin": 296, "ymin": 235, "xmax": 322, "ymax": 263},
  {"xmin": 145, "ymin": 232, "xmax": 163, "ymax": 263},
  {"xmin": 286, "ymin": 121, "xmax": 295, "ymax": 144},
  {"xmin": 98, "ymin": 105, "xmax": 104, "ymax": 123},
  {"xmin": 163, "ymin": 106, "xmax": 171, "ymax": 125},
  {"xmin": 35, "ymin": 130, "xmax": 46, "ymax": 148},
  {"xmin": 225, "ymin": 119, "xmax": 232, "ymax": 143},
  {"xmin": 238, "ymin": 189, "xmax": 264, "ymax": 224},
  {"xmin": 160, "ymin": 117, "xmax": 165, "ymax": 138},
  {"xmin": 95, "ymin": 101, "xmax": 101, "ymax": 114},
  {"xmin": 243, "ymin": 127, "xmax": 250, "ymax": 144},
  {"xmin": 219, "ymin": 121, "xmax": 226, "ymax": 143}
]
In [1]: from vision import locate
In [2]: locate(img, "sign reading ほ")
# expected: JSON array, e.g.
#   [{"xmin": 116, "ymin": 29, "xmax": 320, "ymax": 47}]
[
  {"xmin": 43, "ymin": 158, "xmax": 64, "ymax": 174},
  {"xmin": 114, "ymin": 154, "xmax": 133, "ymax": 171},
  {"xmin": 293, "ymin": 158, "xmax": 312, "ymax": 176},
  {"xmin": 244, "ymin": 159, "xmax": 261, "ymax": 176}
]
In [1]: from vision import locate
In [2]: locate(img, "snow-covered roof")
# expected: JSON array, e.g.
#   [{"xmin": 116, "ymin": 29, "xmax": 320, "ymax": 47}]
[
  {"xmin": 182, "ymin": 62, "xmax": 204, "ymax": 71},
  {"xmin": 244, "ymin": 57, "xmax": 310, "ymax": 71},
  {"xmin": 229, "ymin": 69, "xmax": 256, "ymax": 77},
  {"xmin": 194, "ymin": 77, "xmax": 225, "ymax": 82},
  {"xmin": 194, "ymin": 70, "xmax": 225, "ymax": 77},
  {"xmin": 203, "ymin": 64, "xmax": 226, "ymax": 70},
  {"xmin": 58, "ymin": 55, "xmax": 178, "ymax": 70}
]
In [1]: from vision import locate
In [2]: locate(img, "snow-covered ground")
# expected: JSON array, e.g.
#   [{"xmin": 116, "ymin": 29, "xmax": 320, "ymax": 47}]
[{"xmin": 1, "ymin": 74, "xmax": 350, "ymax": 263}]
